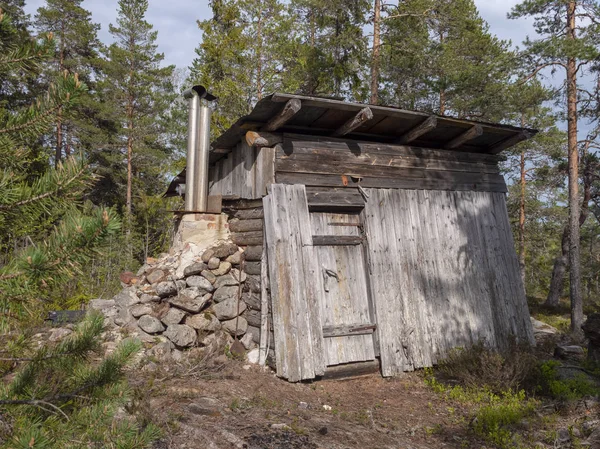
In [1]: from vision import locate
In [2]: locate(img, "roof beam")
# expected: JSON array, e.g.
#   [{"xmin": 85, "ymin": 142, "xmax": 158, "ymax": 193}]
[
  {"xmin": 332, "ymin": 107, "xmax": 373, "ymax": 137},
  {"xmin": 395, "ymin": 115, "xmax": 437, "ymax": 144},
  {"xmin": 487, "ymin": 131, "xmax": 532, "ymax": 154},
  {"xmin": 245, "ymin": 130, "xmax": 283, "ymax": 148},
  {"xmin": 262, "ymin": 98, "xmax": 302, "ymax": 132},
  {"xmin": 445, "ymin": 124, "xmax": 483, "ymax": 150}
]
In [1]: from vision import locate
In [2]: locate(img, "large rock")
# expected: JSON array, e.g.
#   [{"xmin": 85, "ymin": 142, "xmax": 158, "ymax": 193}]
[
  {"xmin": 146, "ymin": 269, "xmax": 166, "ymax": 284},
  {"xmin": 138, "ymin": 315, "xmax": 165, "ymax": 334},
  {"xmin": 201, "ymin": 270, "xmax": 217, "ymax": 284},
  {"xmin": 243, "ymin": 309, "xmax": 261, "ymax": 328},
  {"xmin": 211, "ymin": 261, "xmax": 232, "ymax": 276},
  {"xmin": 247, "ymin": 325, "xmax": 261, "ymax": 344},
  {"xmin": 155, "ymin": 281, "xmax": 178, "ymax": 298},
  {"xmin": 164, "ymin": 324, "xmax": 197, "ymax": 347},
  {"xmin": 213, "ymin": 286, "xmax": 239, "ymax": 303},
  {"xmin": 175, "ymin": 242, "xmax": 203, "ymax": 278},
  {"xmin": 186, "ymin": 313, "xmax": 221, "ymax": 332},
  {"xmin": 211, "ymin": 242, "xmax": 238, "ymax": 259},
  {"xmin": 213, "ymin": 297, "xmax": 246, "ymax": 321},
  {"xmin": 139, "ymin": 293, "xmax": 160, "ymax": 303},
  {"xmin": 186, "ymin": 275, "xmax": 215, "ymax": 292},
  {"xmin": 170, "ymin": 289, "xmax": 212, "ymax": 313},
  {"xmin": 243, "ymin": 292, "xmax": 261, "ymax": 310},
  {"xmin": 221, "ymin": 316, "xmax": 248, "ymax": 336},
  {"xmin": 554, "ymin": 345, "xmax": 585, "ymax": 361},
  {"xmin": 530, "ymin": 317, "xmax": 558, "ymax": 339},
  {"xmin": 114, "ymin": 307, "xmax": 134, "ymax": 327},
  {"xmin": 184, "ymin": 262, "xmax": 208, "ymax": 277},
  {"xmin": 130, "ymin": 304, "xmax": 153, "ymax": 318},
  {"xmin": 207, "ymin": 257, "xmax": 220, "ymax": 270},
  {"xmin": 161, "ymin": 307, "xmax": 187, "ymax": 326},
  {"xmin": 215, "ymin": 270, "xmax": 246, "ymax": 288},
  {"xmin": 225, "ymin": 251, "xmax": 242, "ymax": 265},
  {"xmin": 244, "ymin": 275, "xmax": 261, "ymax": 293},
  {"xmin": 88, "ymin": 298, "xmax": 116, "ymax": 311},
  {"xmin": 201, "ymin": 248, "xmax": 215, "ymax": 263},
  {"xmin": 113, "ymin": 288, "xmax": 140, "ymax": 308},
  {"xmin": 201, "ymin": 330, "xmax": 233, "ymax": 353}
]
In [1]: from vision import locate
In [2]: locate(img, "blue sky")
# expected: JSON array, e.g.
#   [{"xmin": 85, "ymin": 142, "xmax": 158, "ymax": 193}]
[{"xmin": 23, "ymin": 0, "xmax": 535, "ymax": 70}]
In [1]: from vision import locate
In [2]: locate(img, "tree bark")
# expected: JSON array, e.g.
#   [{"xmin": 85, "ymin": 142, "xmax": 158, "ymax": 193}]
[
  {"xmin": 519, "ymin": 144, "xmax": 526, "ymax": 285},
  {"xmin": 566, "ymin": 1, "xmax": 582, "ymax": 333},
  {"xmin": 369, "ymin": 0, "xmax": 381, "ymax": 105}
]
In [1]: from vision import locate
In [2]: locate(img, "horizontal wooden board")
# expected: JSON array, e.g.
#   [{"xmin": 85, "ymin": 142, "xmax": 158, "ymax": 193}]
[
  {"xmin": 323, "ymin": 323, "xmax": 376, "ymax": 338},
  {"xmin": 312, "ymin": 235, "xmax": 364, "ymax": 246},
  {"xmin": 227, "ymin": 208, "xmax": 264, "ymax": 220},
  {"xmin": 231, "ymin": 231, "xmax": 263, "ymax": 246},
  {"xmin": 306, "ymin": 188, "xmax": 365, "ymax": 211},
  {"xmin": 223, "ymin": 199, "xmax": 264, "ymax": 210},
  {"xmin": 323, "ymin": 360, "xmax": 380, "ymax": 380},
  {"xmin": 229, "ymin": 219, "xmax": 263, "ymax": 233},
  {"xmin": 277, "ymin": 172, "xmax": 507, "ymax": 193}
]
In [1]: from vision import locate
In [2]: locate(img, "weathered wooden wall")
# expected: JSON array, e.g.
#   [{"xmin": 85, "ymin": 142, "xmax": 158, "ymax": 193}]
[
  {"xmin": 361, "ymin": 189, "xmax": 534, "ymax": 377},
  {"xmin": 276, "ymin": 134, "xmax": 506, "ymax": 193}
]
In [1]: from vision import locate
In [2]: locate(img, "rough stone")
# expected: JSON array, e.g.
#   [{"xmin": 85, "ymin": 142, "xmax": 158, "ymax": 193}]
[
  {"xmin": 49, "ymin": 328, "xmax": 72, "ymax": 342},
  {"xmin": 244, "ymin": 275, "xmax": 261, "ymax": 293},
  {"xmin": 161, "ymin": 307, "xmax": 187, "ymax": 326},
  {"xmin": 175, "ymin": 279, "xmax": 187, "ymax": 290},
  {"xmin": 247, "ymin": 325, "xmax": 261, "ymax": 344},
  {"xmin": 186, "ymin": 313, "xmax": 221, "ymax": 332},
  {"xmin": 186, "ymin": 275, "xmax": 215, "ymax": 292},
  {"xmin": 201, "ymin": 249, "xmax": 215, "ymax": 263},
  {"xmin": 146, "ymin": 269, "xmax": 166, "ymax": 284},
  {"xmin": 175, "ymin": 242, "xmax": 203, "ymax": 278},
  {"xmin": 113, "ymin": 288, "xmax": 140, "ymax": 308},
  {"xmin": 183, "ymin": 262, "xmax": 208, "ymax": 277},
  {"xmin": 130, "ymin": 304, "xmax": 153, "ymax": 318},
  {"xmin": 114, "ymin": 307, "xmax": 135, "ymax": 327},
  {"xmin": 240, "ymin": 332, "xmax": 255, "ymax": 350},
  {"xmin": 246, "ymin": 348, "xmax": 260, "ymax": 364},
  {"xmin": 588, "ymin": 428, "xmax": 600, "ymax": 447},
  {"xmin": 119, "ymin": 271, "xmax": 137, "ymax": 285},
  {"xmin": 554, "ymin": 345, "xmax": 585, "ymax": 361},
  {"xmin": 138, "ymin": 315, "xmax": 165, "ymax": 334},
  {"xmin": 211, "ymin": 261, "xmax": 232, "ymax": 276},
  {"xmin": 170, "ymin": 291, "xmax": 212, "ymax": 313},
  {"xmin": 164, "ymin": 324, "xmax": 197, "ymax": 347},
  {"xmin": 221, "ymin": 316, "xmax": 248, "ymax": 336},
  {"xmin": 225, "ymin": 251, "xmax": 242, "ymax": 265},
  {"xmin": 212, "ymin": 242, "xmax": 238, "ymax": 259},
  {"xmin": 201, "ymin": 331, "xmax": 233, "ymax": 353},
  {"xmin": 243, "ymin": 292, "xmax": 261, "ymax": 310},
  {"xmin": 582, "ymin": 420, "xmax": 599, "ymax": 436},
  {"xmin": 188, "ymin": 397, "xmax": 222, "ymax": 416},
  {"xmin": 531, "ymin": 317, "xmax": 558, "ymax": 338},
  {"xmin": 155, "ymin": 281, "xmax": 178, "ymax": 298},
  {"xmin": 213, "ymin": 285, "xmax": 239, "ymax": 303},
  {"xmin": 139, "ymin": 293, "xmax": 160, "ymax": 304},
  {"xmin": 201, "ymin": 270, "xmax": 217, "ymax": 284},
  {"xmin": 214, "ymin": 273, "xmax": 241, "ymax": 289},
  {"xmin": 147, "ymin": 341, "xmax": 174, "ymax": 361},
  {"xmin": 213, "ymin": 297, "xmax": 246, "ymax": 321},
  {"xmin": 244, "ymin": 309, "xmax": 261, "ymax": 328},
  {"xmin": 556, "ymin": 428, "xmax": 571, "ymax": 444},
  {"xmin": 207, "ymin": 257, "xmax": 220, "ymax": 270}
]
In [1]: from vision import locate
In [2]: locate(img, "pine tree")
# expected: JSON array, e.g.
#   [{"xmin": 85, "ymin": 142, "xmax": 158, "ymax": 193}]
[
  {"xmin": 0, "ymin": 10, "xmax": 120, "ymax": 328},
  {"xmin": 381, "ymin": 0, "xmax": 515, "ymax": 120},
  {"xmin": 99, "ymin": 0, "xmax": 175, "ymax": 222},
  {"xmin": 35, "ymin": 0, "xmax": 103, "ymax": 165},
  {"xmin": 0, "ymin": 312, "xmax": 159, "ymax": 448},
  {"xmin": 510, "ymin": 0, "xmax": 600, "ymax": 333}
]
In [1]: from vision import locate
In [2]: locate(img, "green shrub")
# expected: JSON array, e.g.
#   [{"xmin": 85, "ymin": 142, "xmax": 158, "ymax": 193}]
[
  {"xmin": 437, "ymin": 341, "xmax": 538, "ymax": 394},
  {"xmin": 537, "ymin": 360, "xmax": 600, "ymax": 400}
]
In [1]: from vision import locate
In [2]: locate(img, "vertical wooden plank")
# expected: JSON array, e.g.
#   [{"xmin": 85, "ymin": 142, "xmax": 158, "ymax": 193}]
[
  {"xmin": 259, "ymin": 226, "xmax": 270, "ymax": 366},
  {"xmin": 263, "ymin": 184, "xmax": 325, "ymax": 381},
  {"xmin": 255, "ymin": 145, "xmax": 276, "ymax": 198},
  {"xmin": 221, "ymin": 154, "xmax": 233, "ymax": 197},
  {"xmin": 239, "ymin": 141, "xmax": 255, "ymax": 199}
]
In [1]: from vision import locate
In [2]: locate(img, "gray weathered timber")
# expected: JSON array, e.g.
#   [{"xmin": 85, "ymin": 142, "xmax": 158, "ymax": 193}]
[
  {"xmin": 395, "ymin": 115, "xmax": 437, "ymax": 144},
  {"xmin": 361, "ymin": 189, "xmax": 533, "ymax": 377},
  {"xmin": 228, "ymin": 219, "xmax": 263, "ymax": 233},
  {"xmin": 445, "ymin": 125, "xmax": 483, "ymax": 149},
  {"xmin": 310, "ymin": 212, "xmax": 375, "ymax": 366},
  {"xmin": 306, "ymin": 188, "xmax": 365, "ymax": 211},
  {"xmin": 243, "ymin": 245, "xmax": 263, "ymax": 261},
  {"xmin": 332, "ymin": 107, "xmax": 373, "ymax": 137},
  {"xmin": 263, "ymin": 184, "xmax": 326, "ymax": 381},
  {"xmin": 227, "ymin": 207, "xmax": 264, "ymax": 220},
  {"xmin": 276, "ymin": 172, "xmax": 507, "ymax": 193},
  {"xmin": 259, "ymin": 227, "xmax": 270, "ymax": 365},
  {"xmin": 231, "ymin": 231, "xmax": 263, "ymax": 246},
  {"xmin": 254, "ymin": 145, "xmax": 276, "ymax": 197},
  {"xmin": 312, "ymin": 235, "xmax": 364, "ymax": 246},
  {"xmin": 262, "ymin": 99, "xmax": 302, "ymax": 132}
]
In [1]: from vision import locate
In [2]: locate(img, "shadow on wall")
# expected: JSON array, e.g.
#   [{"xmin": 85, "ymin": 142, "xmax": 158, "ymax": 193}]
[{"xmin": 361, "ymin": 188, "xmax": 533, "ymax": 374}]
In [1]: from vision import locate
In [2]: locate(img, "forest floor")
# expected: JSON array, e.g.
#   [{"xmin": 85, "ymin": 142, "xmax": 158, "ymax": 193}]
[{"xmin": 130, "ymin": 298, "xmax": 600, "ymax": 449}]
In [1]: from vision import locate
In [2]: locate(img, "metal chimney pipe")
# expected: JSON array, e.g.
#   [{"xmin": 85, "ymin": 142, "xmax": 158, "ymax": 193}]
[
  {"xmin": 183, "ymin": 90, "xmax": 199, "ymax": 211},
  {"xmin": 195, "ymin": 104, "xmax": 211, "ymax": 212},
  {"xmin": 182, "ymin": 85, "xmax": 216, "ymax": 212}
]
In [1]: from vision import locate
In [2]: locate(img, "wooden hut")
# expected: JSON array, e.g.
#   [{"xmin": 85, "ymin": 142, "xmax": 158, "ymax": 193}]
[{"xmin": 167, "ymin": 93, "xmax": 536, "ymax": 382}]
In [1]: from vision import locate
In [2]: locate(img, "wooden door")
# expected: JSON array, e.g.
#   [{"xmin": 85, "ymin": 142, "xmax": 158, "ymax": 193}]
[{"xmin": 310, "ymin": 212, "xmax": 377, "ymax": 366}]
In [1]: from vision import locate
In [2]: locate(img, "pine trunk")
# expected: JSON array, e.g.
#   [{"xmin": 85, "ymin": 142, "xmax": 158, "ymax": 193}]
[
  {"xmin": 566, "ymin": 1, "xmax": 582, "ymax": 333},
  {"xmin": 545, "ymin": 229, "xmax": 569, "ymax": 308},
  {"xmin": 369, "ymin": 0, "xmax": 381, "ymax": 105},
  {"xmin": 519, "ymin": 145, "xmax": 526, "ymax": 285}
]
